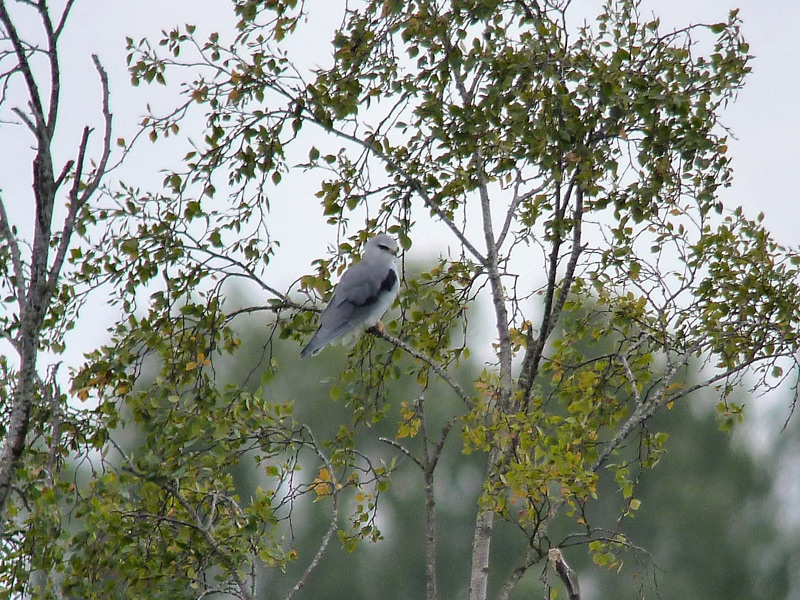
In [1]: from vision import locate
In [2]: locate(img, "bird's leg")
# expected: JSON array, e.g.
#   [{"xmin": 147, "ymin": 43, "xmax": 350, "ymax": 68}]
[{"xmin": 370, "ymin": 321, "xmax": 386, "ymax": 334}]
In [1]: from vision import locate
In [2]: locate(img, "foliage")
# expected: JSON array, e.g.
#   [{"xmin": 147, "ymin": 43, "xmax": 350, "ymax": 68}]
[{"xmin": 2, "ymin": 1, "xmax": 799, "ymax": 600}]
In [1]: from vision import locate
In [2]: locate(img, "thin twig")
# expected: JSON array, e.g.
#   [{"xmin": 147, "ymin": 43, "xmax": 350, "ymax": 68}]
[
  {"xmin": 283, "ymin": 494, "xmax": 338, "ymax": 600},
  {"xmin": 0, "ymin": 196, "xmax": 26, "ymax": 307},
  {"xmin": 0, "ymin": 1, "xmax": 47, "ymax": 136},
  {"xmin": 285, "ymin": 425, "xmax": 340, "ymax": 600},
  {"xmin": 378, "ymin": 437, "xmax": 423, "ymax": 469},
  {"xmin": 369, "ymin": 326, "xmax": 472, "ymax": 406}
]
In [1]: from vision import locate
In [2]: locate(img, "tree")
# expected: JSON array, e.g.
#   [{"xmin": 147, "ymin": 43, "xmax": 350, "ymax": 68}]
[
  {"xmin": 583, "ymin": 397, "xmax": 791, "ymax": 600},
  {"xmin": 225, "ymin": 305, "xmax": 793, "ymax": 600},
  {"xmin": 0, "ymin": 0, "xmax": 116, "ymax": 591},
  {"xmin": 3, "ymin": 0, "xmax": 800, "ymax": 599}
]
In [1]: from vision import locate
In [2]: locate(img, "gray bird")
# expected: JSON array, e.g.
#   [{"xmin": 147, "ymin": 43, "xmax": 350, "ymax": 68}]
[{"xmin": 300, "ymin": 234, "xmax": 399, "ymax": 358}]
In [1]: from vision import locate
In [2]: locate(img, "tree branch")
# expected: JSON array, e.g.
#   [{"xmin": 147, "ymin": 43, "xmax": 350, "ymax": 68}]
[
  {"xmin": 78, "ymin": 55, "xmax": 113, "ymax": 202},
  {"xmin": 495, "ymin": 173, "xmax": 549, "ymax": 251},
  {"xmin": 378, "ymin": 437, "xmax": 423, "ymax": 469},
  {"xmin": 53, "ymin": 0, "xmax": 76, "ymax": 40},
  {"xmin": 370, "ymin": 326, "xmax": 472, "ymax": 406},
  {"xmin": 548, "ymin": 548, "xmax": 580, "ymax": 600},
  {"xmin": 0, "ymin": 0, "xmax": 47, "ymax": 137},
  {"xmin": 493, "ymin": 544, "xmax": 543, "ymax": 600},
  {"xmin": 518, "ymin": 183, "xmax": 584, "ymax": 405},
  {"xmin": 37, "ymin": 0, "xmax": 61, "ymax": 138},
  {"xmin": 285, "ymin": 425, "xmax": 342, "ymax": 600},
  {"xmin": 0, "ymin": 195, "xmax": 26, "ymax": 309},
  {"xmin": 284, "ymin": 489, "xmax": 338, "ymax": 600},
  {"xmin": 46, "ymin": 56, "xmax": 111, "ymax": 305},
  {"xmin": 419, "ymin": 398, "xmax": 439, "ymax": 600}
]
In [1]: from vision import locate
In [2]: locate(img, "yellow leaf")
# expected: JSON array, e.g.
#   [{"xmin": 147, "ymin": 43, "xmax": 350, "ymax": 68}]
[
  {"xmin": 313, "ymin": 468, "xmax": 333, "ymax": 497},
  {"xmin": 186, "ymin": 361, "xmax": 198, "ymax": 371},
  {"xmin": 397, "ymin": 418, "xmax": 420, "ymax": 439}
]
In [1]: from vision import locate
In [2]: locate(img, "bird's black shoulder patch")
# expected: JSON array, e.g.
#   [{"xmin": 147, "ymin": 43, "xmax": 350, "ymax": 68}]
[
  {"xmin": 380, "ymin": 269, "xmax": 397, "ymax": 293},
  {"xmin": 345, "ymin": 268, "xmax": 397, "ymax": 308}
]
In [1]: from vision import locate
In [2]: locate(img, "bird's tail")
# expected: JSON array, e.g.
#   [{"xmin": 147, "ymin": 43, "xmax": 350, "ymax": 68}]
[{"xmin": 299, "ymin": 331, "xmax": 325, "ymax": 358}]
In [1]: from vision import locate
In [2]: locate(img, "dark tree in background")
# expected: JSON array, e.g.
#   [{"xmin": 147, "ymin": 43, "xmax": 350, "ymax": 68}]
[
  {"xmin": 228, "ymin": 321, "xmax": 794, "ymax": 600},
  {"xmin": 1, "ymin": 1, "xmax": 799, "ymax": 599}
]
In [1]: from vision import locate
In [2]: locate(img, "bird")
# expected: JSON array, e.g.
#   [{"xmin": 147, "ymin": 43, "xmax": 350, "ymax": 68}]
[{"xmin": 300, "ymin": 233, "xmax": 399, "ymax": 358}]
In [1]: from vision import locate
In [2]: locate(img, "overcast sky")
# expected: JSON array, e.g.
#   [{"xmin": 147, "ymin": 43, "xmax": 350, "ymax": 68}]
[{"xmin": 5, "ymin": 0, "xmax": 795, "ymax": 263}]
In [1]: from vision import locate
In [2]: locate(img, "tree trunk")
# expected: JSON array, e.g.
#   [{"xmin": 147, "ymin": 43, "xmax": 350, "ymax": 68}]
[{"xmin": 469, "ymin": 503, "xmax": 494, "ymax": 600}]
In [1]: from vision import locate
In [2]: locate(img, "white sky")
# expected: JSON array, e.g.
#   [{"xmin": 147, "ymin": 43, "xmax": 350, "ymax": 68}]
[{"xmin": 5, "ymin": 0, "xmax": 797, "ymax": 272}]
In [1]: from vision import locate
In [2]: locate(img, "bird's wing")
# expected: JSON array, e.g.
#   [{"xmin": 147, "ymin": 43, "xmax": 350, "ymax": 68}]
[
  {"xmin": 316, "ymin": 263, "xmax": 395, "ymax": 336},
  {"xmin": 323, "ymin": 261, "xmax": 394, "ymax": 318}
]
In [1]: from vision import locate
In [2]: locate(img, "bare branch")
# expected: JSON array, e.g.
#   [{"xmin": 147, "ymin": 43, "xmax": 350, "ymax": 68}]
[
  {"xmin": 283, "ymin": 494, "xmax": 338, "ymax": 600},
  {"xmin": 11, "ymin": 105, "xmax": 37, "ymax": 133},
  {"xmin": 37, "ymin": 0, "xmax": 61, "ymax": 138},
  {"xmin": 620, "ymin": 353, "xmax": 643, "ymax": 404},
  {"xmin": 379, "ymin": 437, "xmax": 423, "ymax": 469},
  {"xmin": 0, "ymin": 195, "xmax": 26, "ymax": 309},
  {"xmin": 548, "ymin": 548, "xmax": 580, "ymax": 600},
  {"xmin": 53, "ymin": 158, "xmax": 74, "ymax": 190},
  {"xmin": 0, "ymin": 0, "xmax": 47, "ymax": 136},
  {"xmin": 47, "ymin": 56, "xmax": 113, "ymax": 295},
  {"xmin": 80, "ymin": 55, "xmax": 113, "ymax": 199},
  {"xmin": 494, "ymin": 544, "xmax": 544, "ymax": 600},
  {"xmin": 369, "ymin": 326, "xmax": 472, "ymax": 406},
  {"xmin": 53, "ymin": 0, "xmax": 76, "ymax": 39},
  {"xmin": 495, "ymin": 173, "xmax": 549, "ymax": 251}
]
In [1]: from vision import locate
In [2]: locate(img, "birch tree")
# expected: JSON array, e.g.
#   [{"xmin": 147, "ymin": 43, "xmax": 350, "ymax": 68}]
[{"xmin": 0, "ymin": 0, "xmax": 113, "ymax": 544}]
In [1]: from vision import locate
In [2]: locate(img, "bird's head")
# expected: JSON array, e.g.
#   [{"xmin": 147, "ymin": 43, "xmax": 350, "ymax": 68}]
[{"xmin": 366, "ymin": 233, "xmax": 399, "ymax": 258}]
